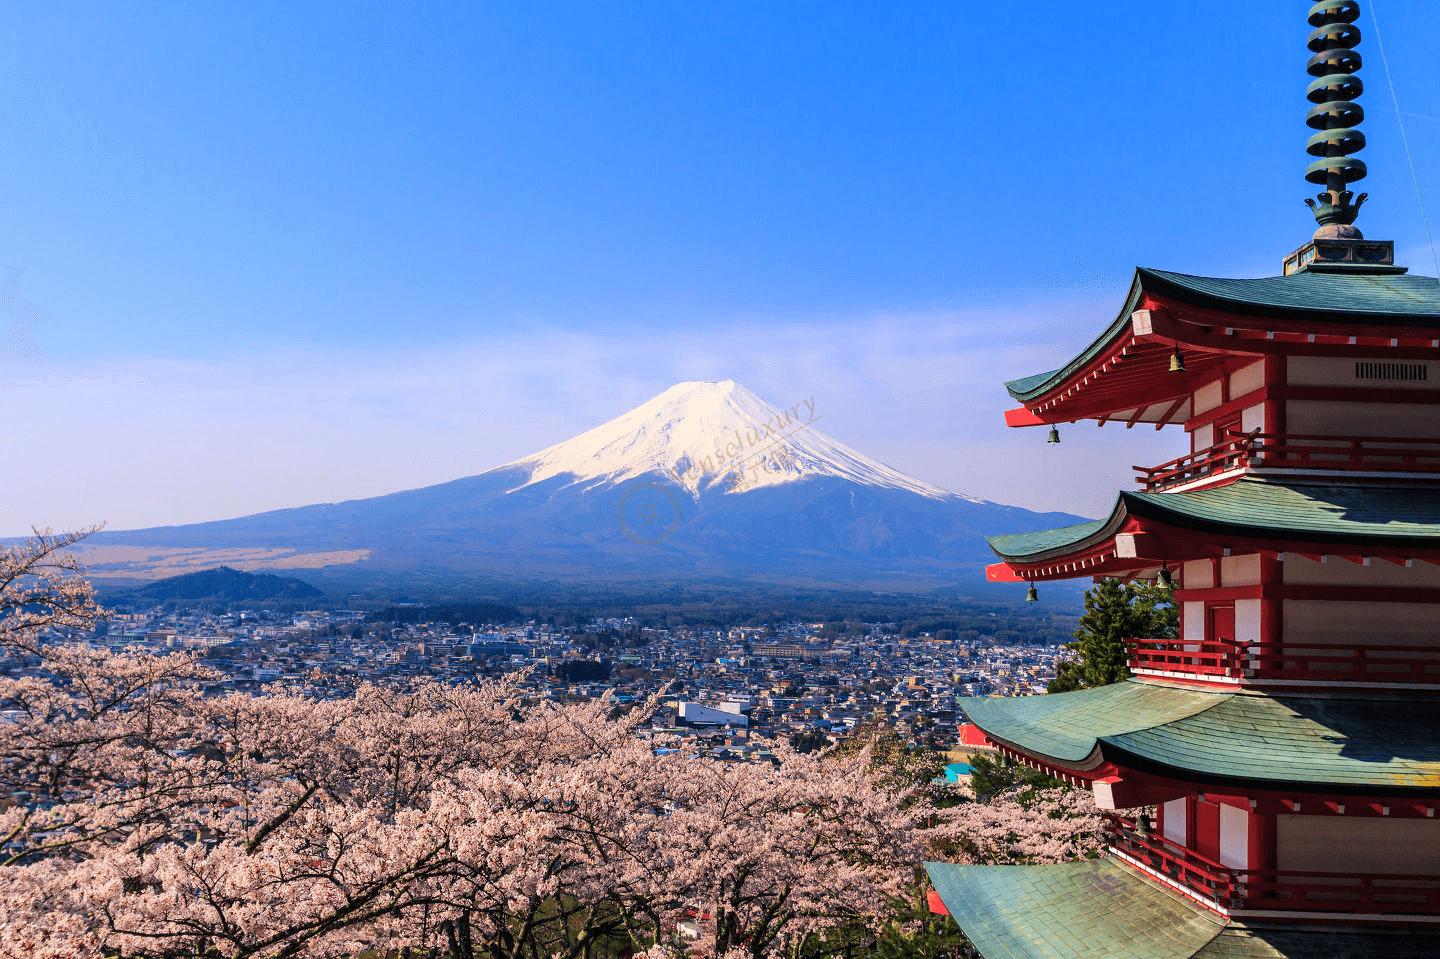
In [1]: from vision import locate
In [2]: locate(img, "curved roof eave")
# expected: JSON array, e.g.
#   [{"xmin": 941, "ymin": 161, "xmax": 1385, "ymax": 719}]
[
  {"xmin": 1004, "ymin": 271, "xmax": 1147, "ymax": 402},
  {"xmin": 986, "ymin": 496, "xmax": 1128, "ymax": 563}
]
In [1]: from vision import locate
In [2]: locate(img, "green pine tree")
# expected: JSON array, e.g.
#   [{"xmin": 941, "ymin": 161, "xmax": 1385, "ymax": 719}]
[
  {"xmin": 1048, "ymin": 578, "xmax": 1177, "ymax": 693},
  {"xmin": 966, "ymin": 751, "xmax": 1063, "ymax": 802}
]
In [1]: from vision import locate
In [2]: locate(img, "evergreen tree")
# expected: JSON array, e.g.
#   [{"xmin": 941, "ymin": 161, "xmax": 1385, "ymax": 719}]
[
  {"xmin": 966, "ymin": 751, "xmax": 1063, "ymax": 802},
  {"xmin": 1048, "ymin": 578, "xmax": 1177, "ymax": 693}
]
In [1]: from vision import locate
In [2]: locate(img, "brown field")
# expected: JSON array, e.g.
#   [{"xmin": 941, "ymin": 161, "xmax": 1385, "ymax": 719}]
[{"xmin": 73, "ymin": 544, "xmax": 371, "ymax": 581}]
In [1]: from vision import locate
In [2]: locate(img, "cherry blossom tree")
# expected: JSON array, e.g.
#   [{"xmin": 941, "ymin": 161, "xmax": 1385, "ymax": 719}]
[
  {"xmin": 933, "ymin": 785, "xmax": 1104, "ymax": 866},
  {"xmin": 0, "ymin": 529, "xmax": 1100, "ymax": 959}
]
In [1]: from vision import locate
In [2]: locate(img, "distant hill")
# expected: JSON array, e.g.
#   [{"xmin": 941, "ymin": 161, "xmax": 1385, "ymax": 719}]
[{"xmin": 126, "ymin": 566, "xmax": 325, "ymax": 605}]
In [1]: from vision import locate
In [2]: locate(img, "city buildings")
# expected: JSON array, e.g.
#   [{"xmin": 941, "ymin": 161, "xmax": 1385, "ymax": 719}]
[
  {"xmin": 1, "ymin": 606, "xmax": 1066, "ymax": 760},
  {"xmin": 925, "ymin": 4, "xmax": 1440, "ymax": 955}
]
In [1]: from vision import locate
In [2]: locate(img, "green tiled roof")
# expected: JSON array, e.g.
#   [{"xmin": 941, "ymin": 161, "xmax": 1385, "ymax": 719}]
[
  {"xmin": 987, "ymin": 479, "xmax": 1440, "ymax": 564},
  {"xmin": 925, "ymin": 859, "xmax": 1223, "ymax": 959},
  {"xmin": 925, "ymin": 859, "xmax": 1440, "ymax": 959},
  {"xmin": 1005, "ymin": 266, "xmax": 1440, "ymax": 402},
  {"xmin": 962, "ymin": 680, "xmax": 1440, "ymax": 793},
  {"xmin": 960, "ymin": 681, "xmax": 1217, "ymax": 766},
  {"xmin": 987, "ymin": 518, "xmax": 1110, "ymax": 562},
  {"xmin": 1141, "ymin": 267, "xmax": 1440, "ymax": 324},
  {"xmin": 1127, "ymin": 480, "xmax": 1440, "ymax": 547}
]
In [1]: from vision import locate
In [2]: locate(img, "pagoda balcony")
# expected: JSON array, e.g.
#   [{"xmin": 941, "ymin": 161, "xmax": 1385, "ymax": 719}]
[
  {"xmin": 1247, "ymin": 643, "xmax": 1440, "ymax": 686},
  {"xmin": 1126, "ymin": 637, "xmax": 1247, "ymax": 678},
  {"xmin": 1105, "ymin": 815, "xmax": 1440, "ymax": 917},
  {"xmin": 1134, "ymin": 432, "xmax": 1440, "ymax": 493},
  {"xmin": 1103, "ymin": 814, "xmax": 1240, "ymax": 906},
  {"xmin": 1128, "ymin": 638, "xmax": 1440, "ymax": 686}
]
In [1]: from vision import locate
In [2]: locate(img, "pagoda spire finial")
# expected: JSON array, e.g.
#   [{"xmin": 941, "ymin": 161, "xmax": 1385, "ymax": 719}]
[{"xmin": 1303, "ymin": 0, "xmax": 1368, "ymax": 239}]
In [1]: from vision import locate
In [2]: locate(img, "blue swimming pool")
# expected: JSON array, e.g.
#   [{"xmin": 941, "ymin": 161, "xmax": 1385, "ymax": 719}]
[{"xmin": 944, "ymin": 762, "xmax": 973, "ymax": 782}]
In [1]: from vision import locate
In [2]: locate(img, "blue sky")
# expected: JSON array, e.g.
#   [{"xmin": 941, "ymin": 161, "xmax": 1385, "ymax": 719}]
[{"xmin": 3, "ymin": 1, "xmax": 1439, "ymax": 534}]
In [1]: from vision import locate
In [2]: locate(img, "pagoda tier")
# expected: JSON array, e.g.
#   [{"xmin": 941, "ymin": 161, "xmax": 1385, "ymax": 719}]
[
  {"xmin": 987, "ymin": 479, "xmax": 1440, "ymax": 581},
  {"xmin": 1002, "ymin": 267, "xmax": 1440, "ymax": 431},
  {"xmin": 985, "ymin": 481, "xmax": 1440, "ymax": 691},
  {"xmin": 949, "ymin": 681, "xmax": 1440, "ymax": 925}
]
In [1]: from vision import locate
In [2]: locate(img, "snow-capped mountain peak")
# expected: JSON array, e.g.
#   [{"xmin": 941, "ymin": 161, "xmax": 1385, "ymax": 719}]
[{"xmin": 506, "ymin": 380, "xmax": 975, "ymax": 501}]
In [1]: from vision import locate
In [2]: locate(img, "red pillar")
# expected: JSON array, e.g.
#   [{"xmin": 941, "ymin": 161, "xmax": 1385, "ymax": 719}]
[{"xmin": 1258, "ymin": 553, "xmax": 1284, "ymax": 668}]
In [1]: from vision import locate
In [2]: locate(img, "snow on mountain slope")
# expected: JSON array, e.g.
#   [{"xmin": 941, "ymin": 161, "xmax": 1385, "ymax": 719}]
[{"xmin": 507, "ymin": 380, "xmax": 976, "ymax": 502}]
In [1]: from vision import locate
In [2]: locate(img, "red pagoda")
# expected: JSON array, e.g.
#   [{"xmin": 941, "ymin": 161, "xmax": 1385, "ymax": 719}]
[{"xmin": 925, "ymin": 3, "xmax": 1440, "ymax": 956}]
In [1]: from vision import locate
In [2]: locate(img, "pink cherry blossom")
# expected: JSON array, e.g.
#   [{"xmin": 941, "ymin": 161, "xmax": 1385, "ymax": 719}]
[{"xmin": 0, "ymin": 530, "xmax": 1100, "ymax": 958}]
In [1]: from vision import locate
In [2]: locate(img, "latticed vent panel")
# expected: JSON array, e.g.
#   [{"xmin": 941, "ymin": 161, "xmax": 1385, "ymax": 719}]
[{"xmin": 1354, "ymin": 361, "xmax": 1429, "ymax": 382}]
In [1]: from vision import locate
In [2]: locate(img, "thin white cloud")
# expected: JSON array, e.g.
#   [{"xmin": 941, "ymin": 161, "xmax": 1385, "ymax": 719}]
[{"xmin": 0, "ymin": 302, "xmax": 1175, "ymax": 535}]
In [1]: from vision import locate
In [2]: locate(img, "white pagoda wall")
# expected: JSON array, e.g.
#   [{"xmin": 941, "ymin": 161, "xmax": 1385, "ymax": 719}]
[
  {"xmin": 1283, "ymin": 555, "xmax": 1440, "ymax": 588},
  {"xmin": 1282, "ymin": 555, "xmax": 1440, "ymax": 650},
  {"xmin": 1283, "ymin": 601, "xmax": 1434, "ymax": 648},
  {"xmin": 1162, "ymin": 797, "xmax": 1187, "ymax": 845},
  {"xmin": 1285, "ymin": 356, "xmax": 1440, "ymax": 440},
  {"xmin": 1286, "ymin": 356, "xmax": 1439, "ymax": 389},
  {"xmin": 1277, "ymin": 815, "xmax": 1440, "ymax": 875},
  {"xmin": 1219, "ymin": 804, "xmax": 1249, "ymax": 869},
  {"xmin": 1286, "ymin": 400, "xmax": 1439, "ymax": 438},
  {"xmin": 1190, "ymin": 361, "xmax": 1268, "ymax": 453}
]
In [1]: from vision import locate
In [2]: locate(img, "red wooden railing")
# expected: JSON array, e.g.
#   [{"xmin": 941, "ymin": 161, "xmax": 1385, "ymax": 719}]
[
  {"xmin": 1106, "ymin": 815, "xmax": 1440, "ymax": 916},
  {"xmin": 1238, "ymin": 869, "xmax": 1440, "ymax": 915},
  {"xmin": 1127, "ymin": 637, "xmax": 1246, "ymax": 677},
  {"xmin": 1134, "ymin": 433, "xmax": 1252, "ymax": 492},
  {"xmin": 1104, "ymin": 815, "xmax": 1240, "ymax": 906},
  {"xmin": 1135, "ymin": 431, "xmax": 1440, "ymax": 492},
  {"xmin": 1248, "ymin": 643, "xmax": 1440, "ymax": 685},
  {"xmin": 1247, "ymin": 433, "xmax": 1440, "ymax": 474},
  {"xmin": 1127, "ymin": 638, "xmax": 1440, "ymax": 685}
]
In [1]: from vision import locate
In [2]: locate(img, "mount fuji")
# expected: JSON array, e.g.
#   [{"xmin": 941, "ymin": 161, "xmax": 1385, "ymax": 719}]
[{"xmin": 78, "ymin": 381, "xmax": 1084, "ymax": 594}]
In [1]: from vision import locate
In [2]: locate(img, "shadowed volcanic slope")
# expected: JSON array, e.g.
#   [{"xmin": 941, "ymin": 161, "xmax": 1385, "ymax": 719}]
[{"xmin": 79, "ymin": 381, "xmax": 1084, "ymax": 589}]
